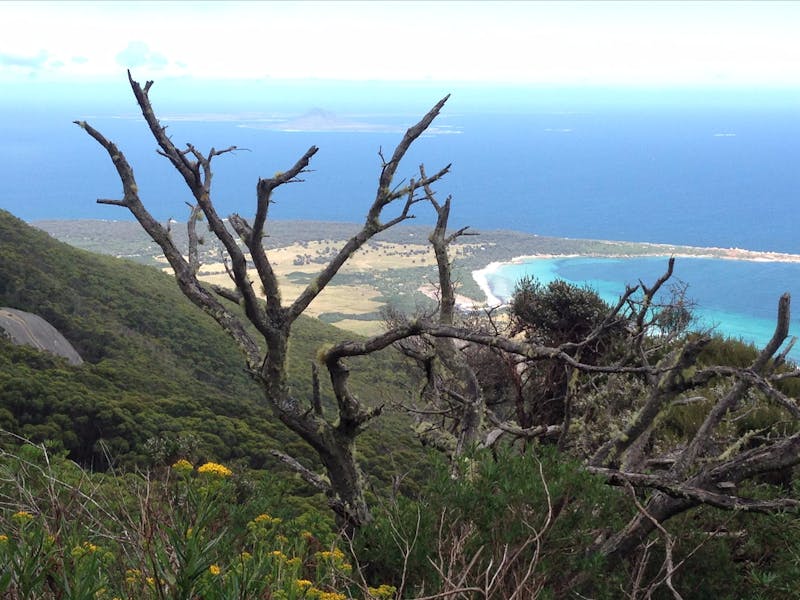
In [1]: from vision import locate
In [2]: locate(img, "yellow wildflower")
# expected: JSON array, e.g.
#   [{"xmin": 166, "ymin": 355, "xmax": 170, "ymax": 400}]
[
  {"xmin": 240, "ymin": 551, "xmax": 252, "ymax": 562},
  {"xmin": 197, "ymin": 462, "xmax": 232, "ymax": 478},
  {"xmin": 0, "ymin": 534, "xmax": 8, "ymax": 543},
  {"xmin": 253, "ymin": 513, "xmax": 282, "ymax": 525},
  {"xmin": 270, "ymin": 549, "xmax": 288, "ymax": 561},
  {"xmin": 71, "ymin": 541, "xmax": 99, "ymax": 558},
  {"xmin": 209, "ymin": 564, "xmax": 221, "ymax": 576},
  {"xmin": 296, "ymin": 579, "xmax": 313, "ymax": 588},
  {"xmin": 171, "ymin": 459, "xmax": 194, "ymax": 473},
  {"xmin": 12, "ymin": 510, "xmax": 33, "ymax": 523},
  {"xmin": 125, "ymin": 568, "xmax": 141, "ymax": 584},
  {"xmin": 286, "ymin": 556, "xmax": 302, "ymax": 568},
  {"xmin": 368, "ymin": 584, "xmax": 398, "ymax": 599},
  {"xmin": 317, "ymin": 548, "xmax": 346, "ymax": 561}
]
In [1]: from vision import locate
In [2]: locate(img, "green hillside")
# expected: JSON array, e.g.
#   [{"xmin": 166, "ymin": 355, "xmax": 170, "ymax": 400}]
[
  {"xmin": 0, "ymin": 209, "xmax": 421, "ymax": 483},
  {"xmin": 5, "ymin": 209, "xmax": 800, "ymax": 597}
]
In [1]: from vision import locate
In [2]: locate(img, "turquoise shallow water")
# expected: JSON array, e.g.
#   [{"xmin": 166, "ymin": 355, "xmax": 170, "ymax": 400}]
[{"xmin": 484, "ymin": 256, "xmax": 800, "ymax": 360}]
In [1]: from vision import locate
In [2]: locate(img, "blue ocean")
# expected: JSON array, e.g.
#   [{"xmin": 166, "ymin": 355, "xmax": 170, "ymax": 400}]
[
  {"xmin": 1, "ymin": 83, "xmax": 799, "ymax": 356},
  {"xmin": 484, "ymin": 257, "xmax": 800, "ymax": 357}
]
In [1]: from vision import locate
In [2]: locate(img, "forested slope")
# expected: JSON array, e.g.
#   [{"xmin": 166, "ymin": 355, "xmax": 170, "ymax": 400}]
[{"xmin": 0, "ymin": 209, "xmax": 420, "ymax": 482}]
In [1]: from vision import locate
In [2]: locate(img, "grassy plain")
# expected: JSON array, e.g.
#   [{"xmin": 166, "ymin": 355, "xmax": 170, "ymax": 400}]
[{"xmin": 182, "ymin": 239, "xmax": 465, "ymax": 335}]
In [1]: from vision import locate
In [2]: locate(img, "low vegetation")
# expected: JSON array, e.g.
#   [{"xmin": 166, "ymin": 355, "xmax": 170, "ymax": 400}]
[
  {"xmin": 0, "ymin": 209, "xmax": 422, "ymax": 483},
  {"xmin": 3, "ymin": 435, "xmax": 799, "ymax": 598},
  {"xmin": 6, "ymin": 208, "xmax": 800, "ymax": 597}
]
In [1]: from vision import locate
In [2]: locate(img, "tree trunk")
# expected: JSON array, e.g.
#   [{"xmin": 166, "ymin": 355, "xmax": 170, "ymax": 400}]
[{"xmin": 599, "ymin": 493, "xmax": 694, "ymax": 560}]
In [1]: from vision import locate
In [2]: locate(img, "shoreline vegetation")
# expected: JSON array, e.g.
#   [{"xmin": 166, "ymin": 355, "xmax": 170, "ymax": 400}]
[{"xmin": 33, "ymin": 219, "xmax": 800, "ymax": 335}]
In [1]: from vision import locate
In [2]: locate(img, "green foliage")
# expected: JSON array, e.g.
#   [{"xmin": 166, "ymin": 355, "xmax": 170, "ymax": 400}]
[
  {"xmin": 506, "ymin": 277, "xmax": 628, "ymax": 426},
  {"xmin": 0, "ymin": 444, "xmax": 390, "ymax": 599},
  {"xmin": 0, "ymin": 210, "xmax": 425, "ymax": 491},
  {"xmin": 352, "ymin": 446, "xmax": 800, "ymax": 598},
  {"xmin": 356, "ymin": 447, "xmax": 628, "ymax": 597},
  {"xmin": 696, "ymin": 334, "xmax": 760, "ymax": 368},
  {"xmin": 625, "ymin": 498, "xmax": 800, "ymax": 600},
  {"xmin": 511, "ymin": 276, "xmax": 617, "ymax": 345}
]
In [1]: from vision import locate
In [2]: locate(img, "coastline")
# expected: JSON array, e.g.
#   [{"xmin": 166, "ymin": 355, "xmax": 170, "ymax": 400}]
[
  {"xmin": 470, "ymin": 245, "xmax": 800, "ymax": 307},
  {"xmin": 31, "ymin": 217, "xmax": 800, "ymax": 328},
  {"xmin": 470, "ymin": 261, "xmax": 507, "ymax": 307}
]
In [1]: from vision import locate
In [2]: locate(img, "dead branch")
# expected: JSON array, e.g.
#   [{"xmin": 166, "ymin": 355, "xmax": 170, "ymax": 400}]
[
  {"xmin": 78, "ymin": 73, "xmax": 455, "ymax": 531},
  {"xmin": 74, "ymin": 117, "xmax": 262, "ymax": 369},
  {"xmin": 622, "ymin": 482, "xmax": 683, "ymax": 600},
  {"xmin": 286, "ymin": 100, "xmax": 452, "ymax": 324},
  {"xmin": 589, "ymin": 336, "xmax": 710, "ymax": 469},
  {"xmin": 672, "ymin": 293, "xmax": 791, "ymax": 477},
  {"xmin": 588, "ymin": 466, "xmax": 800, "ymax": 513}
]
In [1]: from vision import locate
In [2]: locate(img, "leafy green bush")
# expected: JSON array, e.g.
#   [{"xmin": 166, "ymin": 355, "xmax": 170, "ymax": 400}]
[{"xmin": 356, "ymin": 446, "xmax": 628, "ymax": 598}]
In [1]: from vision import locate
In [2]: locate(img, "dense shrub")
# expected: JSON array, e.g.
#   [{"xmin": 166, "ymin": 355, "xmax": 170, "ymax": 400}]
[{"xmin": 356, "ymin": 447, "xmax": 628, "ymax": 597}]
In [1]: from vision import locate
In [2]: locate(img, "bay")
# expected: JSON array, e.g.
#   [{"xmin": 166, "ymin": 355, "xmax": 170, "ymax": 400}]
[{"xmin": 483, "ymin": 256, "xmax": 800, "ymax": 359}]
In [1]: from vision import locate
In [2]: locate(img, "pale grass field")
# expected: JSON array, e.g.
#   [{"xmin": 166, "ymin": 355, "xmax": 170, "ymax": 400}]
[
  {"xmin": 265, "ymin": 240, "xmax": 441, "ymax": 271},
  {"xmin": 327, "ymin": 319, "xmax": 386, "ymax": 336},
  {"xmin": 163, "ymin": 240, "xmax": 464, "ymax": 336},
  {"xmin": 196, "ymin": 271, "xmax": 385, "ymax": 318}
]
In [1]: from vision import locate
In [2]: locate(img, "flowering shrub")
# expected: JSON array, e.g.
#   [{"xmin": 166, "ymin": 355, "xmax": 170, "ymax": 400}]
[
  {"xmin": 196, "ymin": 461, "xmax": 232, "ymax": 478},
  {"xmin": 0, "ymin": 446, "xmax": 396, "ymax": 599},
  {"xmin": 171, "ymin": 458, "xmax": 194, "ymax": 474}
]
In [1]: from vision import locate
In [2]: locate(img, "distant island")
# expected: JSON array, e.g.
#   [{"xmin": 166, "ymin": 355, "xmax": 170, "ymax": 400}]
[
  {"xmin": 236, "ymin": 107, "xmax": 461, "ymax": 134},
  {"xmin": 266, "ymin": 108, "xmax": 399, "ymax": 133}
]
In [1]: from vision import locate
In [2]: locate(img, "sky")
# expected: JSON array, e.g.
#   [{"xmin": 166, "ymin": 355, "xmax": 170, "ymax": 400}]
[{"xmin": 1, "ymin": 0, "xmax": 799, "ymax": 88}]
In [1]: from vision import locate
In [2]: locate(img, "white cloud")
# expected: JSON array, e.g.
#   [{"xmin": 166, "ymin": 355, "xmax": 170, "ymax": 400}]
[
  {"xmin": 116, "ymin": 41, "xmax": 168, "ymax": 70},
  {"xmin": 0, "ymin": 0, "xmax": 798, "ymax": 86},
  {"xmin": 0, "ymin": 50, "xmax": 49, "ymax": 69}
]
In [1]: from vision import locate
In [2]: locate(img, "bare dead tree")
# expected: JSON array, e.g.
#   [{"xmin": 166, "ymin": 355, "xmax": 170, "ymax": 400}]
[
  {"xmin": 384, "ymin": 169, "xmax": 489, "ymax": 459},
  {"xmin": 425, "ymin": 286, "xmax": 800, "ymax": 562},
  {"xmin": 78, "ymin": 74, "xmax": 800, "ymax": 568},
  {"xmin": 591, "ymin": 294, "xmax": 800, "ymax": 559},
  {"xmin": 392, "ymin": 259, "xmax": 682, "ymax": 457},
  {"xmin": 379, "ymin": 250, "xmax": 800, "ymax": 563},
  {"xmin": 76, "ymin": 71, "xmax": 451, "ymax": 530}
]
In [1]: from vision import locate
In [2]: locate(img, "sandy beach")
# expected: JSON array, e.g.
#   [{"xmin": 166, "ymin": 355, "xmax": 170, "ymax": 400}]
[{"xmin": 470, "ymin": 245, "xmax": 800, "ymax": 307}]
